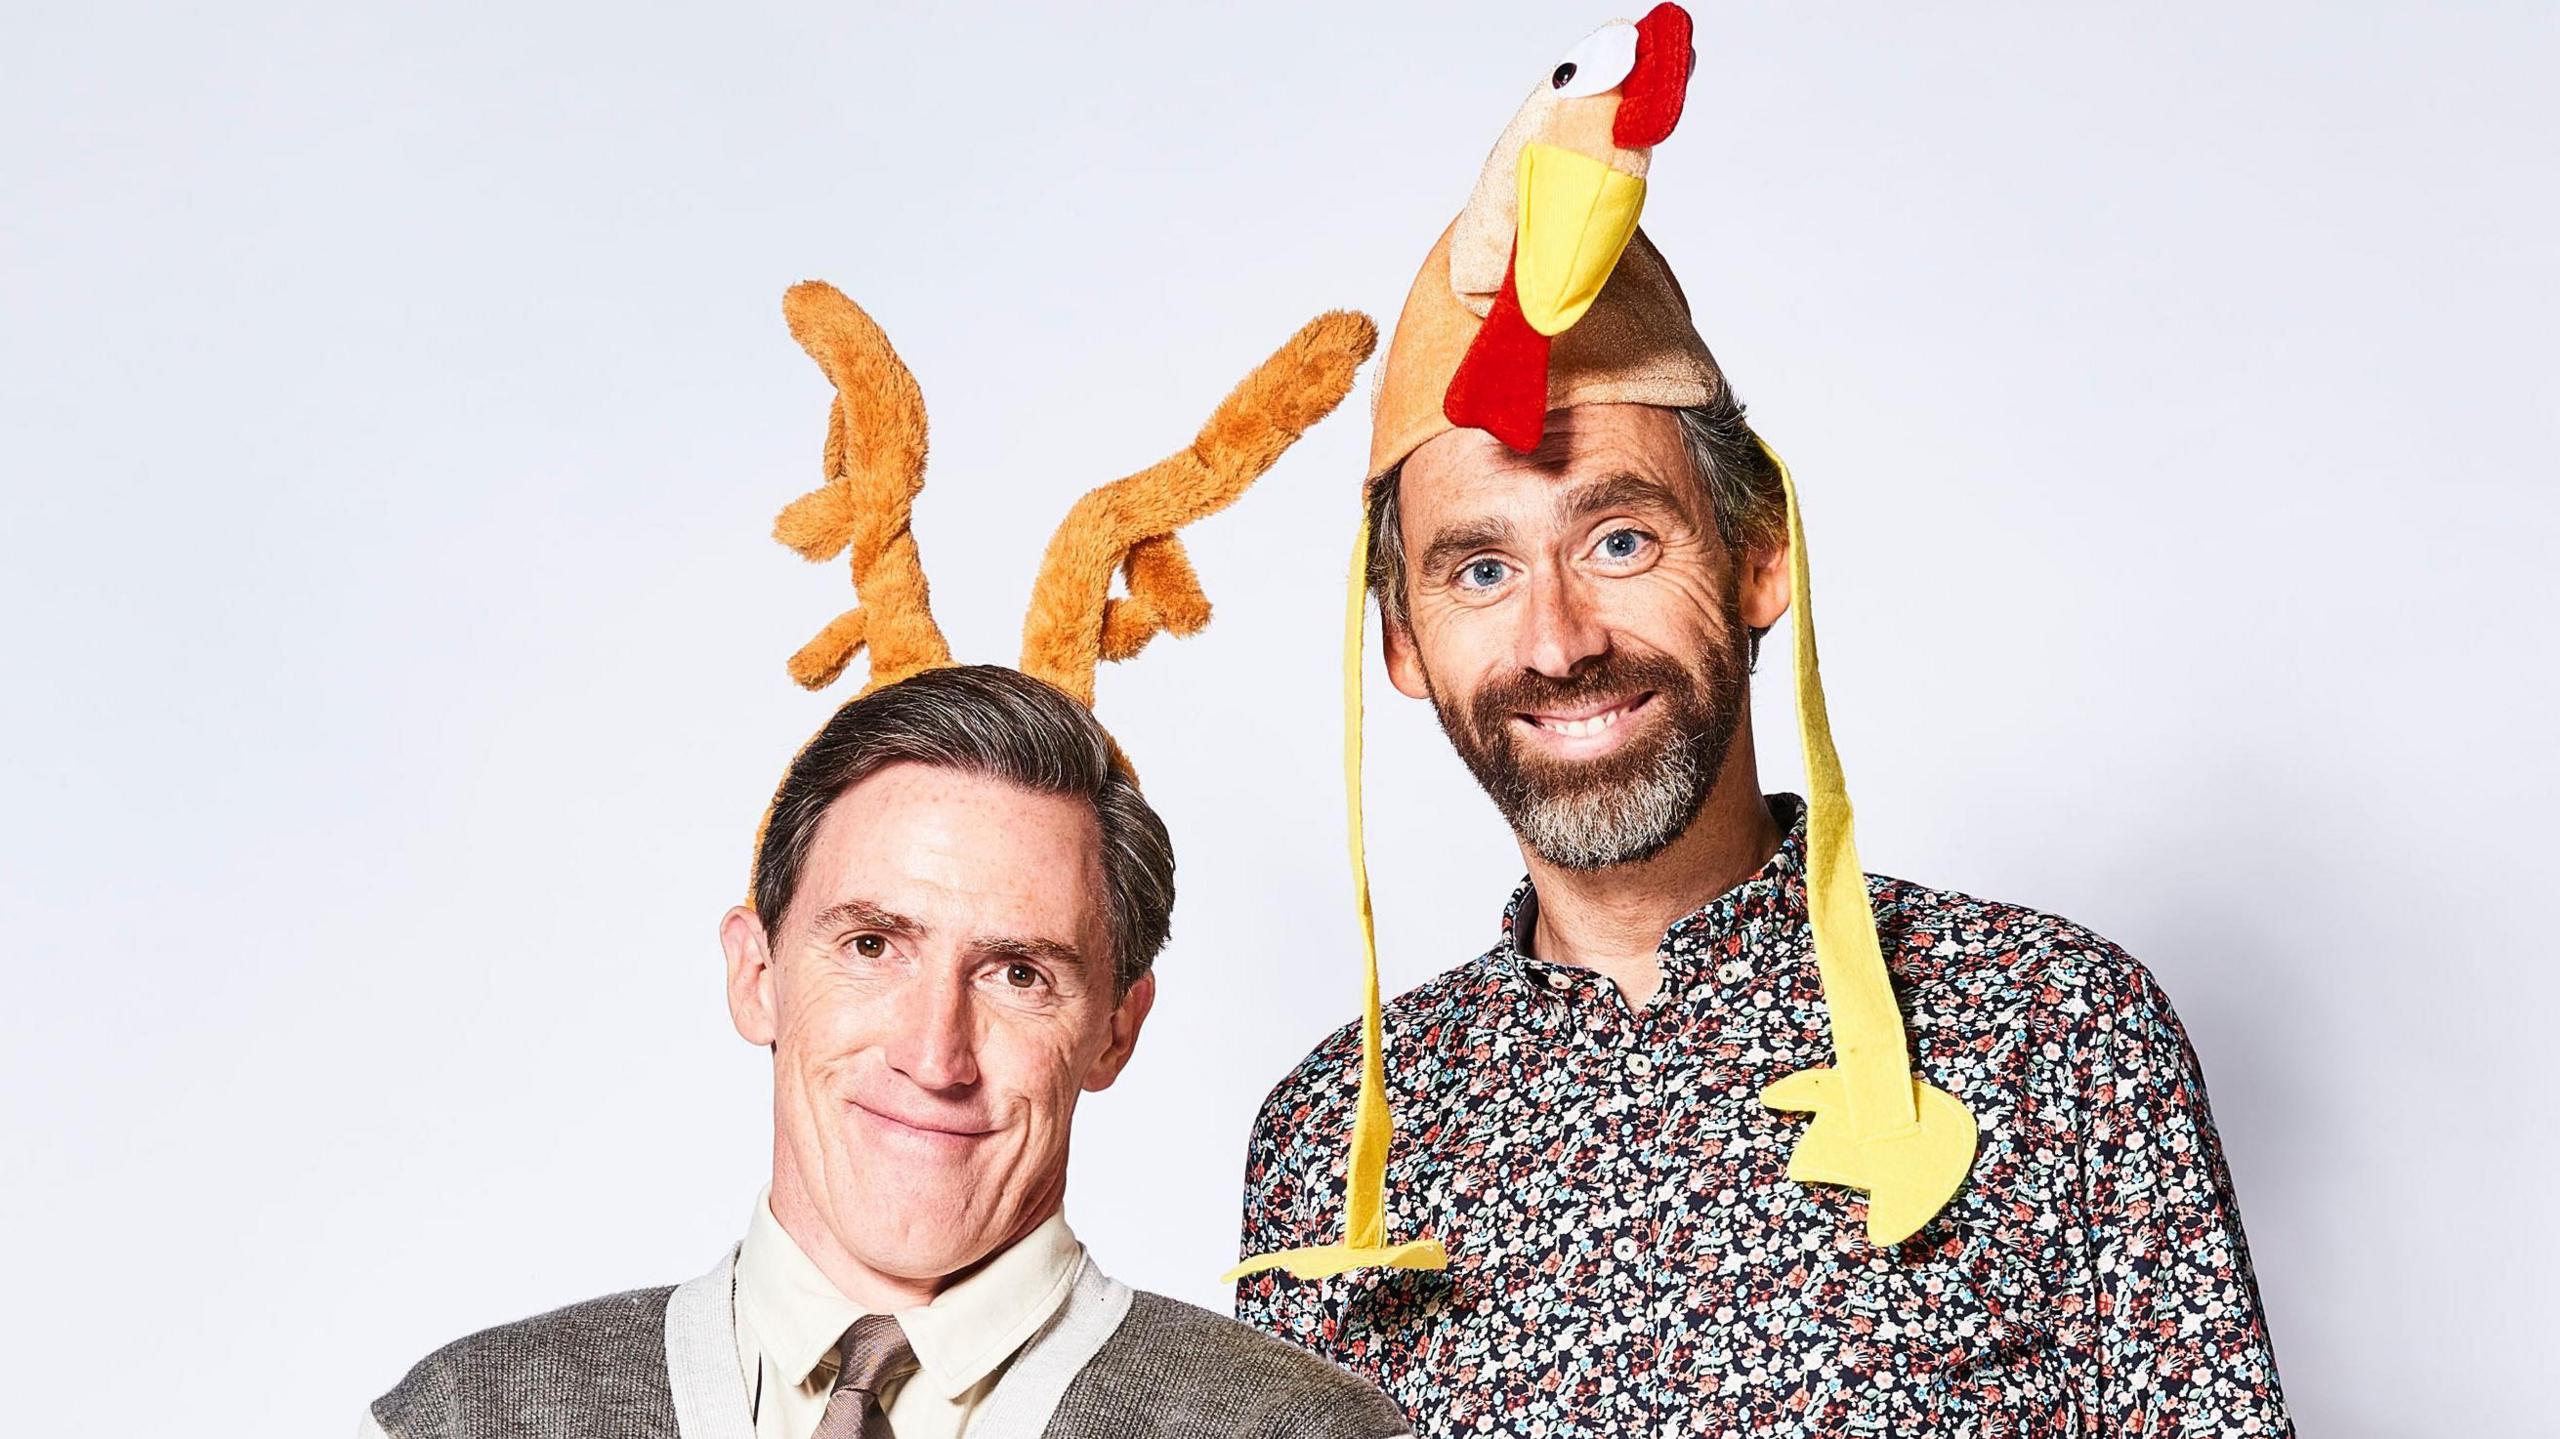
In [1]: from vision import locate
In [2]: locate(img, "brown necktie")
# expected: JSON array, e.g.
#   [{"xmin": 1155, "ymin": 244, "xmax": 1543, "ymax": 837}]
[{"xmin": 808, "ymin": 1314, "xmax": 916, "ymax": 1439}]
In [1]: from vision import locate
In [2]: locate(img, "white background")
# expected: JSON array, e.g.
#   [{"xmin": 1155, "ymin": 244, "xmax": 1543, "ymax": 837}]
[{"xmin": 3, "ymin": 3, "xmax": 2551, "ymax": 1434}]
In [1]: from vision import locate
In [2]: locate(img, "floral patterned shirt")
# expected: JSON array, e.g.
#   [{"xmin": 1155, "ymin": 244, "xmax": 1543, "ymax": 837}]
[{"xmin": 1236, "ymin": 794, "xmax": 2289, "ymax": 1437}]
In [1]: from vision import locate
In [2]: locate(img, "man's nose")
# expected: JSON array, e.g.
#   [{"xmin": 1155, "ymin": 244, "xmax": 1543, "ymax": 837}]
[
  {"xmin": 1516, "ymin": 565, "xmax": 1609, "ymax": 679},
  {"xmin": 883, "ymin": 972, "xmax": 981, "ymax": 1092}
]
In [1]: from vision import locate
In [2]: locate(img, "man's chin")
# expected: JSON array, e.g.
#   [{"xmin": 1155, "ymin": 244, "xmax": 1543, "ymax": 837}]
[
  {"xmin": 838, "ymin": 1187, "xmax": 1005, "ymax": 1281},
  {"xmin": 1499, "ymin": 731, "xmax": 1684, "ymax": 800},
  {"xmin": 1516, "ymin": 793, "xmax": 1700, "ymax": 871},
  {"xmin": 1485, "ymin": 726, "xmax": 1716, "ymax": 870}
]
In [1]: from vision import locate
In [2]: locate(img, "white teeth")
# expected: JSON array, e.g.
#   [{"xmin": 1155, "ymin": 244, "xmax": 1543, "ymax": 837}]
[{"xmin": 1541, "ymin": 705, "xmax": 1625, "ymax": 738}]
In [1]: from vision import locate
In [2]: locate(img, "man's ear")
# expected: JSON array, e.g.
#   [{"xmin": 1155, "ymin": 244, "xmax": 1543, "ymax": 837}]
[
  {"xmin": 1737, "ymin": 535, "xmax": 1792, "ymax": 634},
  {"xmin": 721, "ymin": 905, "xmax": 780, "ymax": 1047},
  {"xmin": 1083, "ymin": 971, "xmax": 1157, "ymax": 1092},
  {"xmin": 1380, "ymin": 607, "xmax": 1433, "ymax": 701}
]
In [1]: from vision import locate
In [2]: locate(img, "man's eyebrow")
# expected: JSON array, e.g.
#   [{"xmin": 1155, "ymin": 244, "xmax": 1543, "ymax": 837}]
[
  {"xmin": 1556, "ymin": 471, "xmax": 1694, "ymax": 526},
  {"xmin": 803, "ymin": 898, "xmax": 921, "ymax": 937},
  {"xmin": 976, "ymin": 933, "xmax": 1089, "ymax": 971},
  {"xmin": 801, "ymin": 901, "xmax": 1086, "ymax": 970},
  {"xmin": 1418, "ymin": 515, "xmax": 1520, "ymax": 577}
]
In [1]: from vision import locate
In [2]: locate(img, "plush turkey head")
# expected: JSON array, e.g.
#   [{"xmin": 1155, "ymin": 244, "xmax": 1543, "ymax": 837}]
[{"xmin": 1442, "ymin": 3, "xmax": 1695, "ymax": 450}]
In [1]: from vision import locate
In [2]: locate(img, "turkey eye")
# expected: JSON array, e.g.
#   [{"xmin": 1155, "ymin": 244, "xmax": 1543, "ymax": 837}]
[{"xmin": 1548, "ymin": 22, "xmax": 1640, "ymax": 100}]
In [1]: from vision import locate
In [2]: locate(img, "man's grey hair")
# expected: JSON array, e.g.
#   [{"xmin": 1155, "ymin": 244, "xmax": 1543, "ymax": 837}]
[
  {"xmin": 750, "ymin": 664, "xmax": 1174, "ymax": 993},
  {"xmin": 1364, "ymin": 395, "xmax": 1788, "ymax": 661}
]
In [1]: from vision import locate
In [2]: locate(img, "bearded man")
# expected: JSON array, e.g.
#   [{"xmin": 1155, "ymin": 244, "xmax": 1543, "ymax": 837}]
[{"xmin": 1232, "ymin": 7, "xmax": 2289, "ymax": 1436}]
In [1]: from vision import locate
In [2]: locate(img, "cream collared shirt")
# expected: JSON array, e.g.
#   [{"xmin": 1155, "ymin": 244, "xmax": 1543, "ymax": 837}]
[{"xmin": 733, "ymin": 1192, "xmax": 1085, "ymax": 1439}]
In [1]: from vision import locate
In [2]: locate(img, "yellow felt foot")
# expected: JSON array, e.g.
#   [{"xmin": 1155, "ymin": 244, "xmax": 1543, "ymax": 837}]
[
  {"xmin": 1221, "ymin": 1239, "xmax": 1450, "ymax": 1285},
  {"xmin": 1762, "ymin": 1067, "xmax": 1978, "ymax": 1246}
]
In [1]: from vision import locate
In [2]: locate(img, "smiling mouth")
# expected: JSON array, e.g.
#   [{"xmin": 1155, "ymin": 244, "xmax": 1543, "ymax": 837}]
[
  {"xmin": 1518, "ymin": 691, "xmax": 1654, "ymax": 738},
  {"xmin": 850, "ymin": 1098, "xmax": 993, "ymax": 1143}
]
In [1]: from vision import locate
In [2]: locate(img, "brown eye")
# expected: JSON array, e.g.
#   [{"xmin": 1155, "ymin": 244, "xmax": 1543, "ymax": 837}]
[
  {"xmin": 1005, "ymin": 961, "xmax": 1042, "ymax": 989},
  {"xmin": 851, "ymin": 934, "xmax": 886, "ymax": 958}
]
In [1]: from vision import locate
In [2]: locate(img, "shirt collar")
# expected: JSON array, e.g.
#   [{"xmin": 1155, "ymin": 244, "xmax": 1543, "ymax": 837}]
[
  {"xmin": 894, "ymin": 1210, "xmax": 1084, "ymax": 1400},
  {"xmin": 736, "ymin": 1190, "xmax": 867, "ymax": 1394},
  {"xmin": 734, "ymin": 1191, "xmax": 1085, "ymax": 1403},
  {"xmin": 1493, "ymin": 792, "xmax": 1811, "ymax": 997}
]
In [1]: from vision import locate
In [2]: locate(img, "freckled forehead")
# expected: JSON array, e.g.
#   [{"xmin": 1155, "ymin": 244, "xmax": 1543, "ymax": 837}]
[
  {"xmin": 1402, "ymin": 403, "xmax": 1690, "ymax": 519},
  {"xmin": 795, "ymin": 763, "xmax": 1108, "ymax": 945}
]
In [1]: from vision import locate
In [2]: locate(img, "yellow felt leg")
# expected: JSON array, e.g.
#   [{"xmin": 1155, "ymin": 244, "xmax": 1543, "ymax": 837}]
[
  {"xmin": 1755, "ymin": 446, "xmax": 1979, "ymax": 1246},
  {"xmin": 1224, "ymin": 514, "xmax": 1448, "ymax": 1285}
]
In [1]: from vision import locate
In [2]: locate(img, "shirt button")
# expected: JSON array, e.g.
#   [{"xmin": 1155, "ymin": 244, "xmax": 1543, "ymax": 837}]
[
  {"xmin": 1626, "ymin": 1054, "xmax": 1655, "ymax": 1080},
  {"xmin": 1543, "ymin": 970, "xmax": 1573, "ymax": 990},
  {"xmin": 1613, "ymin": 1237, "xmax": 1640, "ymax": 1261}
]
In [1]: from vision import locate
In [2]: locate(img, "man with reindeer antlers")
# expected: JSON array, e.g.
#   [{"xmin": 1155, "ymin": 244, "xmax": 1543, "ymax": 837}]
[{"xmin": 362, "ymin": 283, "xmax": 1410, "ymax": 1439}]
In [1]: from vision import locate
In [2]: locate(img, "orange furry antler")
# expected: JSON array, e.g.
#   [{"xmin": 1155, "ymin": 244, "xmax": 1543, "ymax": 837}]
[
  {"xmin": 1019, "ymin": 310, "xmax": 1380, "ymax": 705},
  {"xmin": 774, "ymin": 281, "xmax": 952, "ymax": 693}
]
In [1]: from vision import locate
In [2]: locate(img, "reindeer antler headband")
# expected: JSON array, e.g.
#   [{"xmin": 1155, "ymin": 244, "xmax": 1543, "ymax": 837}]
[{"xmin": 750, "ymin": 280, "xmax": 1378, "ymax": 883}]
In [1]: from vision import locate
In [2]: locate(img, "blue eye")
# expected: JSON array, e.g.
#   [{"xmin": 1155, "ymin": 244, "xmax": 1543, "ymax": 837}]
[
  {"xmin": 1597, "ymin": 528, "xmax": 1648, "ymax": 561},
  {"xmin": 1459, "ymin": 558, "xmax": 1511, "ymax": 590}
]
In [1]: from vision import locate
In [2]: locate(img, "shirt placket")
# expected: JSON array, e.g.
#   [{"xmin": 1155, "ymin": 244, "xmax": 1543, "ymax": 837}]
[
  {"xmin": 1537, "ymin": 961, "xmax": 1670, "ymax": 1432},
  {"xmin": 1627, "ymin": 962, "xmax": 1687, "ymax": 1436}
]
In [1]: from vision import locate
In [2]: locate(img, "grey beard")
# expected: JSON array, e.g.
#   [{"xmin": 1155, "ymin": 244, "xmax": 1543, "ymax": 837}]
[
  {"xmin": 1497, "ymin": 726, "xmax": 1708, "ymax": 870},
  {"xmin": 1418, "ymin": 615, "xmax": 1747, "ymax": 877}
]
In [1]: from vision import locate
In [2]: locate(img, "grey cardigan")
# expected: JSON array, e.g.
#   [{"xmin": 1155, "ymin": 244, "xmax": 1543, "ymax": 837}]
[{"xmin": 364, "ymin": 1248, "xmax": 1408, "ymax": 1439}]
